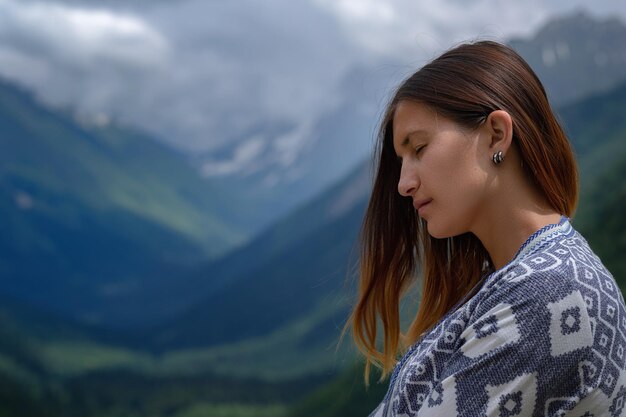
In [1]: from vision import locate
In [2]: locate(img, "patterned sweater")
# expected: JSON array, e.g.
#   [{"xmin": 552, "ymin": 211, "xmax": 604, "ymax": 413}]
[{"xmin": 369, "ymin": 216, "xmax": 626, "ymax": 417}]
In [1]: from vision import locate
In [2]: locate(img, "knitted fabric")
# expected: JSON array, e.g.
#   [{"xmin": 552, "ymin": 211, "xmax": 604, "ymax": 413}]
[{"xmin": 369, "ymin": 216, "xmax": 626, "ymax": 416}]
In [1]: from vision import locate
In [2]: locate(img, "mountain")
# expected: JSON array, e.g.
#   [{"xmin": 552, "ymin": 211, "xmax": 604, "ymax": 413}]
[
  {"xmin": 138, "ymin": 160, "xmax": 373, "ymax": 325},
  {"xmin": 286, "ymin": 364, "xmax": 389, "ymax": 417},
  {"xmin": 0, "ymin": 79, "xmax": 250, "ymax": 327},
  {"xmin": 142, "ymin": 161, "xmax": 371, "ymax": 351},
  {"xmin": 508, "ymin": 10, "xmax": 626, "ymax": 106},
  {"xmin": 578, "ymin": 154, "xmax": 626, "ymax": 285},
  {"xmin": 557, "ymin": 80, "xmax": 626, "ymax": 187},
  {"xmin": 191, "ymin": 64, "xmax": 386, "ymax": 236},
  {"xmin": 0, "ymin": 295, "xmax": 330, "ymax": 417}
]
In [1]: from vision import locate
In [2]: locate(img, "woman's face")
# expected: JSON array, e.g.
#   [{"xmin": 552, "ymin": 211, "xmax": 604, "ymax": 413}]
[{"xmin": 392, "ymin": 100, "xmax": 492, "ymax": 238}]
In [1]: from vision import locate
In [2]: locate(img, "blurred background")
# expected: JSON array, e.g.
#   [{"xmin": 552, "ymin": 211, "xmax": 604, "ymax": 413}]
[{"xmin": 1, "ymin": 0, "xmax": 626, "ymax": 415}]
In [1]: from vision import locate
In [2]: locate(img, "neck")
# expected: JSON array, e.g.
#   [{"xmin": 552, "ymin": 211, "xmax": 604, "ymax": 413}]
[{"xmin": 471, "ymin": 208, "xmax": 562, "ymax": 270}]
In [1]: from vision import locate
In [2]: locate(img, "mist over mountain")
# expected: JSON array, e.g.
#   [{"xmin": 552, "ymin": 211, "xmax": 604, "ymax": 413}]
[
  {"xmin": 192, "ymin": 64, "xmax": 389, "ymax": 231},
  {"xmin": 509, "ymin": 11, "xmax": 626, "ymax": 106},
  {"xmin": 196, "ymin": 10, "xmax": 626, "ymax": 232},
  {"xmin": 2, "ymin": 1, "xmax": 625, "ymax": 234}
]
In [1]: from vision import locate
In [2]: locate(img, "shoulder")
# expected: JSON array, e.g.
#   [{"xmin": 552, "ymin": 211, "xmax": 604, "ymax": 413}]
[
  {"xmin": 465, "ymin": 225, "xmax": 626, "ymax": 367},
  {"xmin": 477, "ymin": 227, "xmax": 620, "ymax": 316},
  {"xmin": 453, "ymin": 226, "xmax": 626, "ymax": 406}
]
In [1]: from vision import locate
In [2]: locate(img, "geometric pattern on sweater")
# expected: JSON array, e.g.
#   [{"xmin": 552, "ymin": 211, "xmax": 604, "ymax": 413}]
[{"xmin": 369, "ymin": 217, "xmax": 626, "ymax": 416}]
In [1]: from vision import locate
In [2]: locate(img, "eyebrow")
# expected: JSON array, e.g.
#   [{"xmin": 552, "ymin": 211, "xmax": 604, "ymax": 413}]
[{"xmin": 397, "ymin": 129, "xmax": 430, "ymax": 149}]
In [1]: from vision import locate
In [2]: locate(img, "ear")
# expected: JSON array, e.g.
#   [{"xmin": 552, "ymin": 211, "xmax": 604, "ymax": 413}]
[{"xmin": 483, "ymin": 110, "xmax": 513, "ymax": 154}]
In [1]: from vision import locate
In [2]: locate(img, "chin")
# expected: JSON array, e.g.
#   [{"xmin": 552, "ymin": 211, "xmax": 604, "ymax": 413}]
[
  {"xmin": 426, "ymin": 222, "xmax": 449, "ymax": 239},
  {"xmin": 425, "ymin": 220, "xmax": 460, "ymax": 239}
]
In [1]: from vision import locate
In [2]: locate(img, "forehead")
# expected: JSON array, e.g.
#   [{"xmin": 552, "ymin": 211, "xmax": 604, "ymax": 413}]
[{"xmin": 392, "ymin": 100, "xmax": 438, "ymax": 147}]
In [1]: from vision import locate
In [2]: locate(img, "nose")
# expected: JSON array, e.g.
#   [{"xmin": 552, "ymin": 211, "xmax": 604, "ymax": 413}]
[{"xmin": 397, "ymin": 162, "xmax": 419, "ymax": 197}]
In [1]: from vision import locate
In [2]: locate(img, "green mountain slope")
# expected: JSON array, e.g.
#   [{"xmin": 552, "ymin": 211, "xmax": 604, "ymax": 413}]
[
  {"xmin": 578, "ymin": 154, "xmax": 626, "ymax": 285},
  {"xmin": 142, "ymin": 161, "xmax": 371, "ymax": 350},
  {"xmin": 559, "ymin": 80, "xmax": 626, "ymax": 186},
  {"xmin": 0, "ymin": 79, "xmax": 246, "ymax": 327},
  {"xmin": 136, "ymin": 161, "xmax": 372, "ymax": 322},
  {"xmin": 286, "ymin": 364, "xmax": 389, "ymax": 417},
  {"xmin": 0, "ymin": 296, "xmax": 331, "ymax": 417},
  {"xmin": 558, "ymin": 80, "xmax": 626, "ymax": 234}
]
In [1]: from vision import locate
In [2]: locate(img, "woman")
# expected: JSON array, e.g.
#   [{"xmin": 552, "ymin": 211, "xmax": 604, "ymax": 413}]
[{"xmin": 347, "ymin": 40, "xmax": 626, "ymax": 416}]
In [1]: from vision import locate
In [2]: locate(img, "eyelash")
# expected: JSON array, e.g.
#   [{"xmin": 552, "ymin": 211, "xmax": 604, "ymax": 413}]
[{"xmin": 397, "ymin": 145, "xmax": 426, "ymax": 163}]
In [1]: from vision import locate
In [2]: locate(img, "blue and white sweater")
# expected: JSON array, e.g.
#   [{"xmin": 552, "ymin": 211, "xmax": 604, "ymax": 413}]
[{"xmin": 369, "ymin": 216, "xmax": 626, "ymax": 416}]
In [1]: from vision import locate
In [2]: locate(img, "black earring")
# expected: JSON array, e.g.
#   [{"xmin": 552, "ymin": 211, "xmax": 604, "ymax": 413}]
[{"xmin": 492, "ymin": 151, "xmax": 504, "ymax": 165}]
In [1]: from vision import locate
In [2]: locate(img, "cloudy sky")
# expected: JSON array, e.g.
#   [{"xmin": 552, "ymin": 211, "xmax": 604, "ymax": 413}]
[{"xmin": 1, "ymin": 0, "xmax": 626, "ymax": 161}]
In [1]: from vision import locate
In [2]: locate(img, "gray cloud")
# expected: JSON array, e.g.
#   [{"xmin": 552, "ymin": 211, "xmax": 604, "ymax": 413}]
[
  {"xmin": 0, "ymin": 0, "xmax": 361, "ymax": 153},
  {"xmin": 1, "ymin": 0, "xmax": 625, "ymax": 160}
]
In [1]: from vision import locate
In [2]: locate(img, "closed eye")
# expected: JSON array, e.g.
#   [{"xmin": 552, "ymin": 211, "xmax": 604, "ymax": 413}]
[{"xmin": 396, "ymin": 144, "xmax": 426, "ymax": 163}]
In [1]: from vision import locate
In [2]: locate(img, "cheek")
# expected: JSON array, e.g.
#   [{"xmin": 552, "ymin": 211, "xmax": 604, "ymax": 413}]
[
  {"xmin": 440, "ymin": 153, "xmax": 476, "ymax": 185},
  {"xmin": 424, "ymin": 137, "xmax": 487, "ymax": 201},
  {"xmin": 440, "ymin": 156, "xmax": 488, "ymax": 209}
]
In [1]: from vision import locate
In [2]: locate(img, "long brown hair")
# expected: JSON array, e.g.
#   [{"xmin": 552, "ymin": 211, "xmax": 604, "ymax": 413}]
[{"xmin": 345, "ymin": 40, "xmax": 579, "ymax": 383}]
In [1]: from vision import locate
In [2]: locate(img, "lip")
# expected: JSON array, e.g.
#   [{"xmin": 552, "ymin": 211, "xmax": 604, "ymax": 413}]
[{"xmin": 413, "ymin": 199, "xmax": 432, "ymax": 213}]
